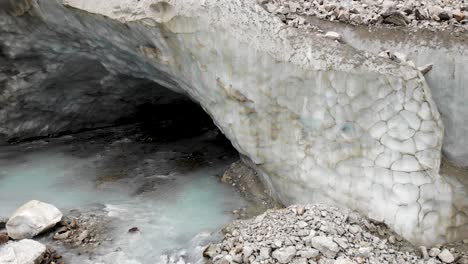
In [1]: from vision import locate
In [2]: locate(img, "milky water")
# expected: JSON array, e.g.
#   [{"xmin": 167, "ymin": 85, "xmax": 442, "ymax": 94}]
[{"xmin": 0, "ymin": 127, "xmax": 246, "ymax": 263}]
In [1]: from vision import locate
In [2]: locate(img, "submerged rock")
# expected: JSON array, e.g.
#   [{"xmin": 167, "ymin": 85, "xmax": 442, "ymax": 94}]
[
  {"xmin": 0, "ymin": 239, "xmax": 46, "ymax": 264},
  {"xmin": 6, "ymin": 200, "xmax": 62, "ymax": 240}
]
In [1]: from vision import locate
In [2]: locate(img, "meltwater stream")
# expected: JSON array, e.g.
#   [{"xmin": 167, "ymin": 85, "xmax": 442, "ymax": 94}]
[{"xmin": 0, "ymin": 124, "xmax": 248, "ymax": 264}]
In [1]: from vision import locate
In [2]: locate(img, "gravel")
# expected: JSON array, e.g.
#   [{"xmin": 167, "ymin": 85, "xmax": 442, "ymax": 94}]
[
  {"xmin": 259, "ymin": 0, "xmax": 468, "ymax": 32},
  {"xmin": 205, "ymin": 204, "xmax": 468, "ymax": 264}
]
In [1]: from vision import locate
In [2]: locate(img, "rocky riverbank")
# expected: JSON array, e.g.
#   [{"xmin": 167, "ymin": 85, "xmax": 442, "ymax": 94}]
[
  {"xmin": 0, "ymin": 200, "xmax": 113, "ymax": 264},
  {"xmin": 204, "ymin": 204, "xmax": 468, "ymax": 264},
  {"xmin": 259, "ymin": 0, "xmax": 468, "ymax": 32}
]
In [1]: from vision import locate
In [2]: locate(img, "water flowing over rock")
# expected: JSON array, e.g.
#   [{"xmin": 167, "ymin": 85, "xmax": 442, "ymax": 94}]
[
  {"xmin": 0, "ymin": 0, "xmax": 466, "ymax": 246},
  {"xmin": 6, "ymin": 200, "xmax": 63, "ymax": 240}
]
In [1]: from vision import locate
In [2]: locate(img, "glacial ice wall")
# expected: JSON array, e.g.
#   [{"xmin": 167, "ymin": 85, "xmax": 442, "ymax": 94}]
[
  {"xmin": 0, "ymin": 0, "xmax": 466, "ymax": 245},
  {"xmin": 302, "ymin": 16, "xmax": 468, "ymax": 169}
]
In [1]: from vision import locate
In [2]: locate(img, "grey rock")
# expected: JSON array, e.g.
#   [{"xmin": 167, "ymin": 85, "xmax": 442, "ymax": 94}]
[
  {"xmin": 420, "ymin": 246, "xmax": 429, "ymax": 260},
  {"xmin": 259, "ymin": 247, "xmax": 272, "ymax": 260},
  {"xmin": 429, "ymin": 248, "xmax": 441, "ymax": 257},
  {"xmin": 311, "ymin": 236, "xmax": 339, "ymax": 259},
  {"xmin": 272, "ymin": 246, "xmax": 296, "ymax": 263},
  {"xmin": 383, "ymin": 11, "xmax": 408, "ymax": 26},
  {"xmin": 358, "ymin": 247, "xmax": 372, "ymax": 257},
  {"xmin": 438, "ymin": 249, "xmax": 454, "ymax": 263},
  {"xmin": 6, "ymin": 200, "xmax": 63, "ymax": 240},
  {"xmin": 298, "ymin": 248, "xmax": 319, "ymax": 258},
  {"xmin": 324, "ymin": 31, "xmax": 342, "ymax": 41}
]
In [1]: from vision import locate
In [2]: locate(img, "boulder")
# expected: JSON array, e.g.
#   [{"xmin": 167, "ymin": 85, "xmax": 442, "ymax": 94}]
[
  {"xmin": 272, "ymin": 246, "xmax": 296, "ymax": 263},
  {"xmin": 438, "ymin": 249, "xmax": 454, "ymax": 263},
  {"xmin": 311, "ymin": 236, "xmax": 339, "ymax": 258},
  {"xmin": 0, "ymin": 239, "xmax": 46, "ymax": 264},
  {"xmin": 6, "ymin": 200, "xmax": 62, "ymax": 240}
]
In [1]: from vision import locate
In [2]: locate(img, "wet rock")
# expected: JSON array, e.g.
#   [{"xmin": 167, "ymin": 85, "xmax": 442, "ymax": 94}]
[
  {"xmin": 438, "ymin": 249, "xmax": 454, "ymax": 263},
  {"xmin": 203, "ymin": 244, "xmax": 220, "ymax": 258},
  {"xmin": 42, "ymin": 246, "xmax": 64, "ymax": 264},
  {"xmin": 0, "ymin": 233, "xmax": 9, "ymax": 245},
  {"xmin": 77, "ymin": 230, "xmax": 89, "ymax": 243},
  {"xmin": 53, "ymin": 231, "xmax": 70, "ymax": 240},
  {"xmin": 128, "ymin": 227, "xmax": 140, "ymax": 234},
  {"xmin": 6, "ymin": 200, "xmax": 63, "ymax": 240},
  {"xmin": 0, "ymin": 239, "xmax": 46, "ymax": 264}
]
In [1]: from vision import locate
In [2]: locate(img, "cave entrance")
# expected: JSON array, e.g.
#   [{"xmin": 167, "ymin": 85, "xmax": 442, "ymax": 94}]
[{"xmin": 0, "ymin": 79, "xmax": 252, "ymax": 262}]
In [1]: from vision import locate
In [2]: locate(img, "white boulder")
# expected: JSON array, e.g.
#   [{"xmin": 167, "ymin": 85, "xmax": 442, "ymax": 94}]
[
  {"xmin": 0, "ymin": 239, "xmax": 46, "ymax": 264},
  {"xmin": 6, "ymin": 200, "xmax": 62, "ymax": 240}
]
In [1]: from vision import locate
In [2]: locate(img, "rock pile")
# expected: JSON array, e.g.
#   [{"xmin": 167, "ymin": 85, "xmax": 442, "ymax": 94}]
[
  {"xmin": 260, "ymin": 0, "xmax": 468, "ymax": 31},
  {"xmin": 50, "ymin": 210, "xmax": 106, "ymax": 250},
  {"xmin": 0, "ymin": 200, "xmax": 69, "ymax": 264},
  {"xmin": 41, "ymin": 246, "xmax": 65, "ymax": 264},
  {"xmin": 205, "ymin": 204, "xmax": 468, "ymax": 264}
]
